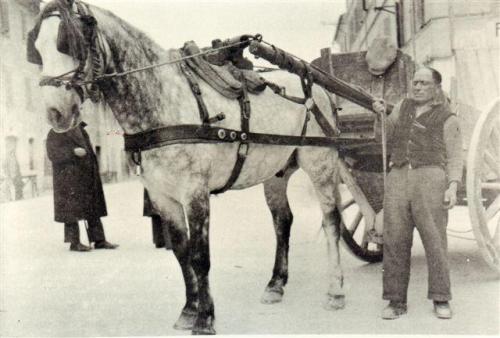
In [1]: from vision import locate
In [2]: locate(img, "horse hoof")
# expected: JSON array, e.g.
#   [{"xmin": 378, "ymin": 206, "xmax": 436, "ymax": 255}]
[
  {"xmin": 323, "ymin": 294, "xmax": 345, "ymax": 311},
  {"xmin": 173, "ymin": 310, "xmax": 197, "ymax": 331},
  {"xmin": 192, "ymin": 317, "xmax": 216, "ymax": 335},
  {"xmin": 260, "ymin": 286, "xmax": 284, "ymax": 304}
]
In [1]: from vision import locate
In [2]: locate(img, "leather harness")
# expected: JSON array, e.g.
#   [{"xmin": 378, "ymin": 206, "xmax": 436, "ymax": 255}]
[
  {"xmin": 124, "ymin": 49, "xmax": 345, "ymax": 194},
  {"xmin": 29, "ymin": 3, "xmax": 353, "ymax": 194}
]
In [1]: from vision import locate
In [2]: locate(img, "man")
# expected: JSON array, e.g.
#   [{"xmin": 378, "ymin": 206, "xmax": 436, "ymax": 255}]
[
  {"xmin": 46, "ymin": 121, "xmax": 118, "ymax": 252},
  {"xmin": 144, "ymin": 189, "xmax": 172, "ymax": 249},
  {"xmin": 372, "ymin": 67, "xmax": 462, "ymax": 319}
]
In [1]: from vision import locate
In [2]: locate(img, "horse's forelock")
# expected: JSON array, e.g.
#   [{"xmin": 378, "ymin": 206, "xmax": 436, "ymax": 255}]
[{"xmin": 33, "ymin": 0, "xmax": 87, "ymax": 61}]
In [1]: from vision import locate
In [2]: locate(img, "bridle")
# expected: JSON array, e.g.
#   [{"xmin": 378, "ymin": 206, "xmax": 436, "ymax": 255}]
[{"xmin": 34, "ymin": 1, "xmax": 110, "ymax": 104}]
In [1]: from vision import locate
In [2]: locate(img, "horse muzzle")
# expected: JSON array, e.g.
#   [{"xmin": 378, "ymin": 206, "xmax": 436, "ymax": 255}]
[{"xmin": 47, "ymin": 104, "xmax": 80, "ymax": 133}]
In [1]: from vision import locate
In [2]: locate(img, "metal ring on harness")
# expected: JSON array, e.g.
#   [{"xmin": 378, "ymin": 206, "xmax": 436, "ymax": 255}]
[{"xmin": 131, "ymin": 150, "xmax": 142, "ymax": 166}]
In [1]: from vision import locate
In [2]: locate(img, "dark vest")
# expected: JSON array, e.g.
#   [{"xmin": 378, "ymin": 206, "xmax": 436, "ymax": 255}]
[{"xmin": 391, "ymin": 98, "xmax": 453, "ymax": 168}]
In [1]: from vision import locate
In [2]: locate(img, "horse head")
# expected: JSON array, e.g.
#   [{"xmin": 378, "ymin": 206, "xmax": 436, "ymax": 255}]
[{"xmin": 27, "ymin": 0, "xmax": 109, "ymax": 132}]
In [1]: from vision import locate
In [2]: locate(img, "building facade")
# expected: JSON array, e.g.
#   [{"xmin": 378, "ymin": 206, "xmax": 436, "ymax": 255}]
[
  {"xmin": 0, "ymin": 0, "xmax": 129, "ymax": 202},
  {"xmin": 334, "ymin": 0, "xmax": 499, "ymax": 111}
]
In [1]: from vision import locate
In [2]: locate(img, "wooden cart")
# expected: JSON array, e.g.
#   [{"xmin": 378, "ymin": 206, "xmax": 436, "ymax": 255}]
[{"xmin": 309, "ymin": 49, "xmax": 500, "ymax": 274}]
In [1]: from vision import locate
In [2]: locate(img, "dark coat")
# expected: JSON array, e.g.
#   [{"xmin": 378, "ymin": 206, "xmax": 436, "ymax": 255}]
[{"xmin": 46, "ymin": 122, "xmax": 107, "ymax": 223}]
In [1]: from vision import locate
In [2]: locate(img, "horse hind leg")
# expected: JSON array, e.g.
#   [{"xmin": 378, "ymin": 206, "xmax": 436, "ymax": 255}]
[
  {"xmin": 297, "ymin": 148, "xmax": 345, "ymax": 310},
  {"xmin": 261, "ymin": 166, "xmax": 297, "ymax": 304},
  {"xmin": 154, "ymin": 196, "xmax": 198, "ymax": 331}
]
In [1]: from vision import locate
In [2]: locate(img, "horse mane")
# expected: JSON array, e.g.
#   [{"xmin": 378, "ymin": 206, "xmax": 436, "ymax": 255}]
[{"xmin": 85, "ymin": 3, "xmax": 184, "ymax": 132}]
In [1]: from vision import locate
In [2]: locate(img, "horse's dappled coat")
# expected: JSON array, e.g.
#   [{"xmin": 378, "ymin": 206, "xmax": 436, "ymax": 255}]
[{"xmin": 31, "ymin": 1, "xmax": 345, "ymax": 334}]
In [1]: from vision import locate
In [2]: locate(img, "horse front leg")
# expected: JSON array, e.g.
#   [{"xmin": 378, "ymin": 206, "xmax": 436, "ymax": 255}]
[
  {"xmin": 155, "ymin": 197, "xmax": 199, "ymax": 330},
  {"xmin": 186, "ymin": 191, "xmax": 215, "ymax": 335},
  {"xmin": 261, "ymin": 169, "xmax": 295, "ymax": 304}
]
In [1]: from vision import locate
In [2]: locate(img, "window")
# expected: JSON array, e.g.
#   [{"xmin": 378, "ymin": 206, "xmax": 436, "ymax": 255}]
[{"xmin": 0, "ymin": 0, "xmax": 9, "ymax": 37}]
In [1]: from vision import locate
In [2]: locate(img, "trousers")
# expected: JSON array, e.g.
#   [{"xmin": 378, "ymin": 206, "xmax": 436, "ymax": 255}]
[
  {"xmin": 64, "ymin": 218, "xmax": 106, "ymax": 244},
  {"xmin": 383, "ymin": 165, "xmax": 451, "ymax": 302}
]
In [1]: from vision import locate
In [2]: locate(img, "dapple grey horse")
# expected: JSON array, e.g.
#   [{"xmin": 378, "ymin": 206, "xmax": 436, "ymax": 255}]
[{"xmin": 30, "ymin": 0, "xmax": 345, "ymax": 334}]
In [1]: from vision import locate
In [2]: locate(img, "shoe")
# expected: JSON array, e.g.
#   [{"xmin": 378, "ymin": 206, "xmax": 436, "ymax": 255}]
[
  {"xmin": 433, "ymin": 301, "xmax": 452, "ymax": 319},
  {"xmin": 70, "ymin": 243, "xmax": 92, "ymax": 252},
  {"xmin": 155, "ymin": 242, "xmax": 165, "ymax": 249},
  {"xmin": 94, "ymin": 241, "xmax": 119, "ymax": 249},
  {"xmin": 381, "ymin": 301, "xmax": 407, "ymax": 319}
]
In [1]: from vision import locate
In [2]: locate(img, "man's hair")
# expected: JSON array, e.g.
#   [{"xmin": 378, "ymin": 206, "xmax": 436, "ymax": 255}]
[
  {"xmin": 419, "ymin": 66, "xmax": 442, "ymax": 85},
  {"xmin": 415, "ymin": 66, "xmax": 442, "ymax": 85}
]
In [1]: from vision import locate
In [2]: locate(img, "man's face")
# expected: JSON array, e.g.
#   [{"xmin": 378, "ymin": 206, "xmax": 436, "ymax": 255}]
[{"xmin": 412, "ymin": 68, "xmax": 439, "ymax": 104}]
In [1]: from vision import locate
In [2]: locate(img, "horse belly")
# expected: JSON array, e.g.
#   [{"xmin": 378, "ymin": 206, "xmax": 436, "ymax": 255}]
[{"xmin": 228, "ymin": 144, "xmax": 296, "ymax": 189}]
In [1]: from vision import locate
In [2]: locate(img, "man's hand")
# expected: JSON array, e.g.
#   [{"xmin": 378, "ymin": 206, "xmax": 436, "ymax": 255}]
[
  {"xmin": 372, "ymin": 98, "xmax": 387, "ymax": 116},
  {"xmin": 443, "ymin": 181, "xmax": 458, "ymax": 209},
  {"xmin": 74, "ymin": 147, "xmax": 87, "ymax": 157}
]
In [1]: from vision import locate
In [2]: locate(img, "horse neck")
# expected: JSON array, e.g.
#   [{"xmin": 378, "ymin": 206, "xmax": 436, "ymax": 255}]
[{"xmin": 92, "ymin": 8, "xmax": 197, "ymax": 134}]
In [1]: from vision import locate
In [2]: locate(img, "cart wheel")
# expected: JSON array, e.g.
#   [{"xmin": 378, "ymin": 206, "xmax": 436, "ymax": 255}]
[
  {"xmin": 338, "ymin": 161, "xmax": 383, "ymax": 263},
  {"xmin": 466, "ymin": 98, "xmax": 500, "ymax": 275}
]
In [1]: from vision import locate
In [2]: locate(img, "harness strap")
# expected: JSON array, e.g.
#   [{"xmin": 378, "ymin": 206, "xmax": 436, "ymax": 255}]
[
  {"xmin": 307, "ymin": 100, "xmax": 338, "ymax": 137},
  {"xmin": 265, "ymin": 81, "xmax": 306, "ymax": 104},
  {"xmin": 124, "ymin": 124, "xmax": 371, "ymax": 152},
  {"xmin": 211, "ymin": 74, "xmax": 251, "ymax": 194},
  {"xmin": 300, "ymin": 63, "xmax": 339, "ymax": 138},
  {"xmin": 179, "ymin": 61, "xmax": 210, "ymax": 125}
]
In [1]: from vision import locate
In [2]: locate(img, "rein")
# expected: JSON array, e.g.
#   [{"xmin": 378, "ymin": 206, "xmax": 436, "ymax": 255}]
[{"xmin": 40, "ymin": 35, "xmax": 264, "ymax": 89}]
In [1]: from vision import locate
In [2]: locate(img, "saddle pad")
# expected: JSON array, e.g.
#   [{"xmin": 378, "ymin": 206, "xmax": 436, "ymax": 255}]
[{"xmin": 182, "ymin": 41, "xmax": 266, "ymax": 99}]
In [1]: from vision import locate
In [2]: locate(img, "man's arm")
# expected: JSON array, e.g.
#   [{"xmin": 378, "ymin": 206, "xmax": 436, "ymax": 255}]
[
  {"xmin": 46, "ymin": 133, "xmax": 80, "ymax": 164},
  {"xmin": 373, "ymin": 99, "xmax": 402, "ymax": 144},
  {"xmin": 443, "ymin": 115, "xmax": 463, "ymax": 209},
  {"xmin": 444, "ymin": 116, "xmax": 463, "ymax": 184}
]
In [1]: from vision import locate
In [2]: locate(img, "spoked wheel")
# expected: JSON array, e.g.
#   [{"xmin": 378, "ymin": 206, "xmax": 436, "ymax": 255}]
[
  {"xmin": 338, "ymin": 161, "xmax": 383, "ymax": 263},
  {"xmin": 466, "ymin": 98, "xmax": 500, "ymax": 275}
]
